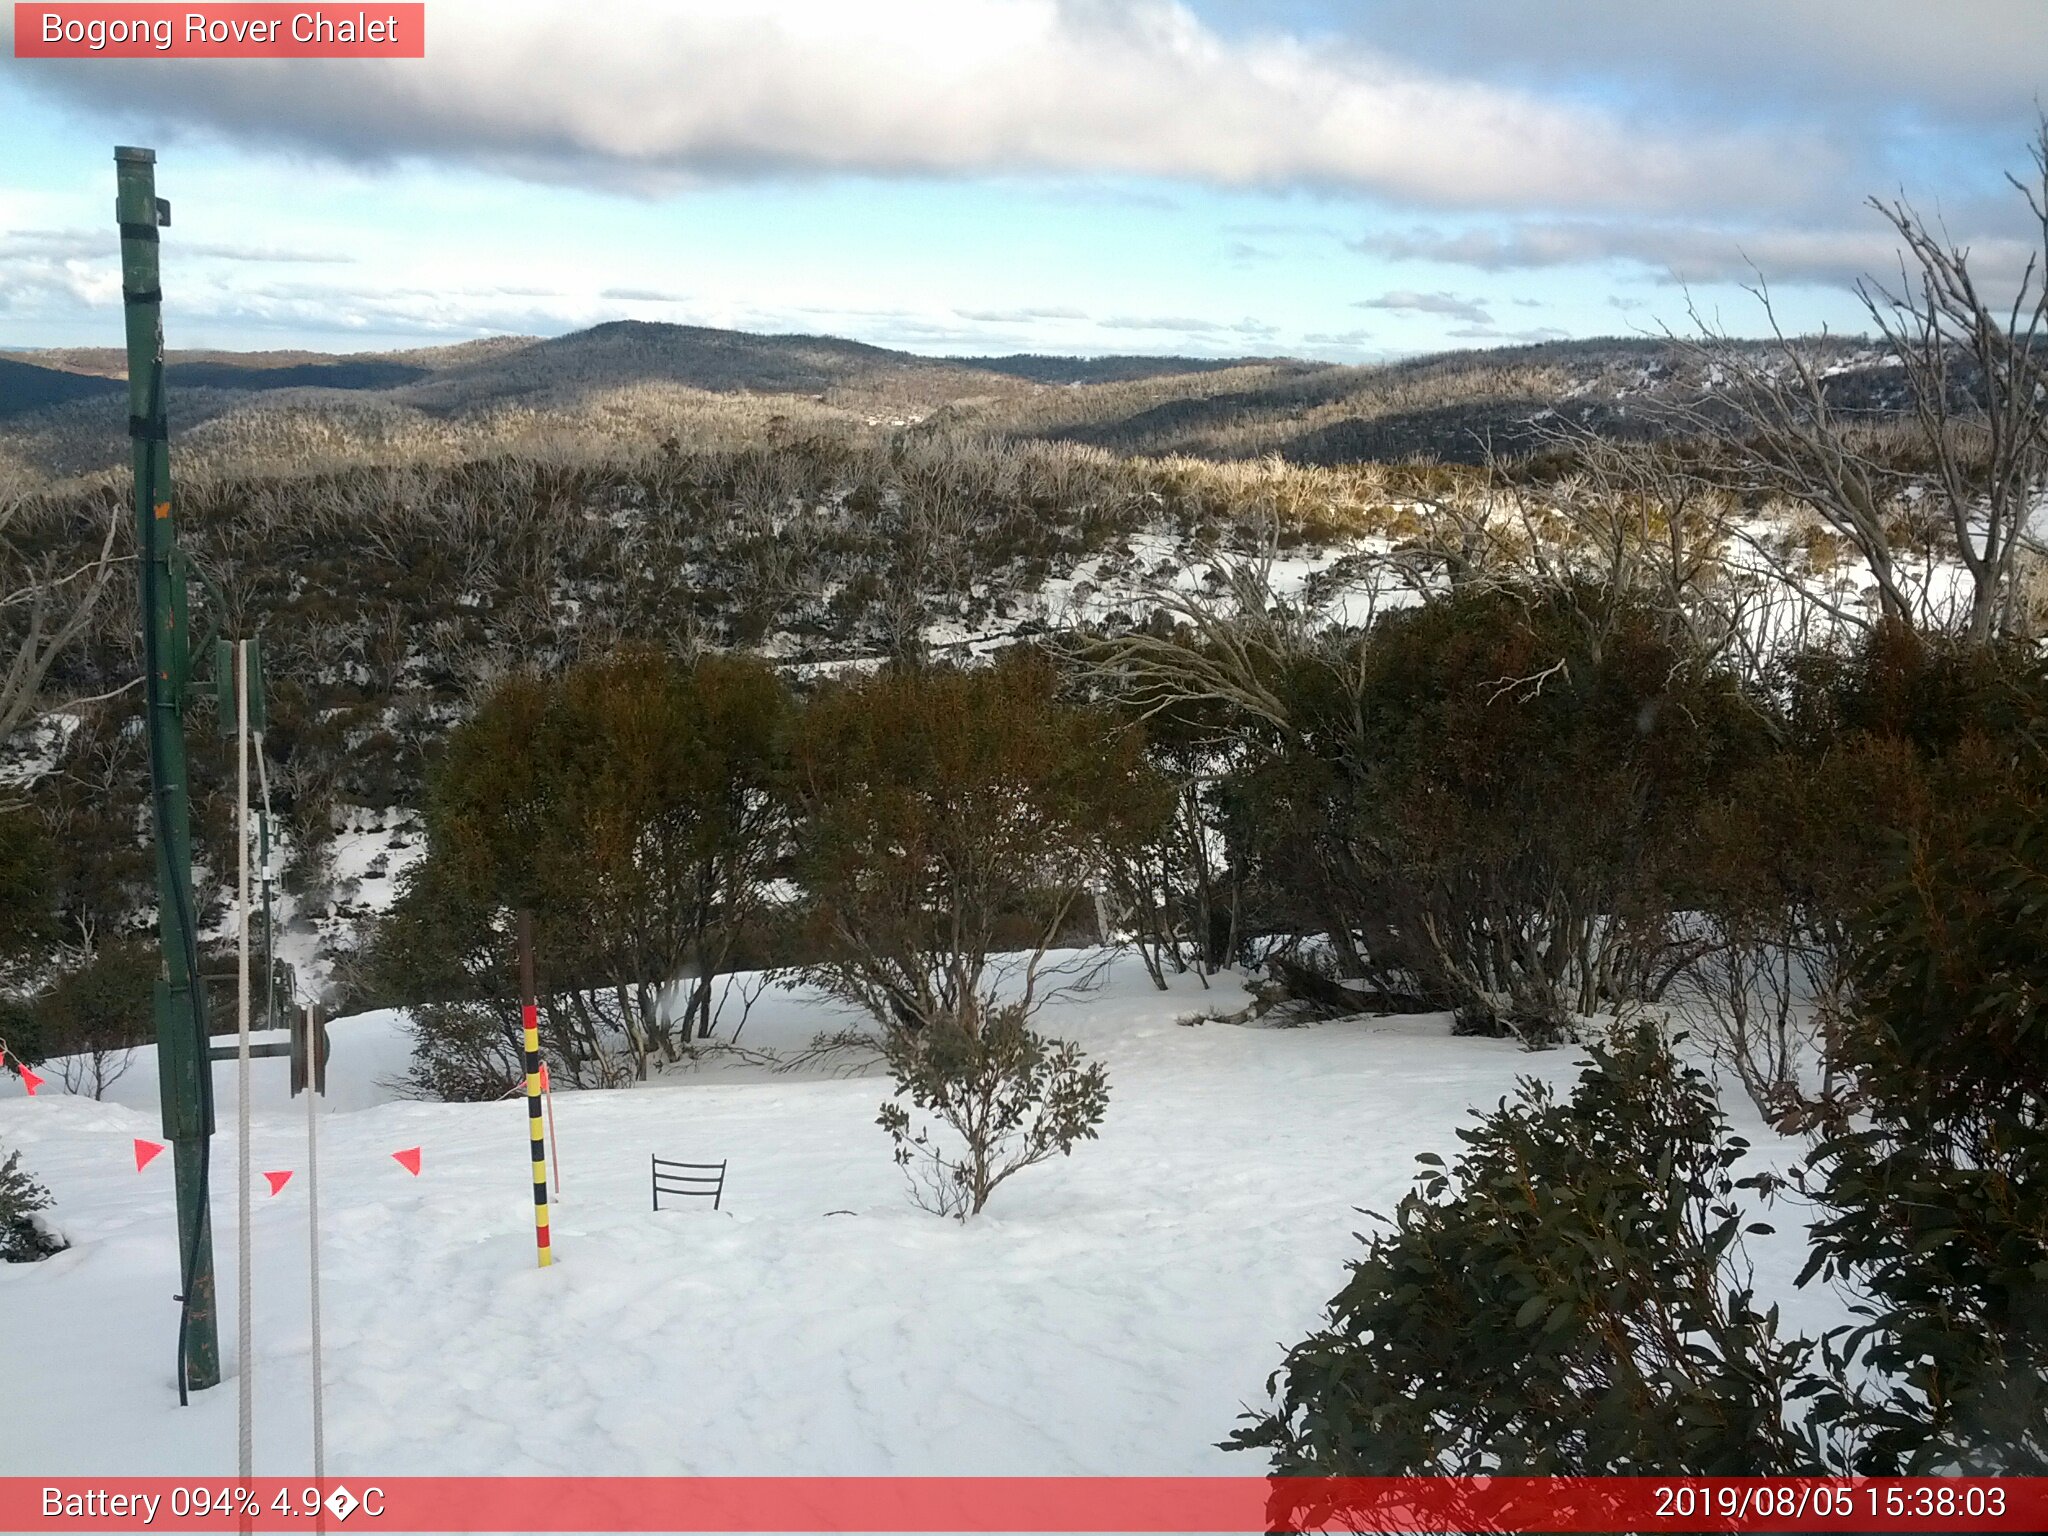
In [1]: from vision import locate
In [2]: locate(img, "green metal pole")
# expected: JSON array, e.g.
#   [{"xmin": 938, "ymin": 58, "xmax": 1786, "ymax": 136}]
[{"xmin": 117, "ymin": 145, "xmax": 220, "ymax": 1396}]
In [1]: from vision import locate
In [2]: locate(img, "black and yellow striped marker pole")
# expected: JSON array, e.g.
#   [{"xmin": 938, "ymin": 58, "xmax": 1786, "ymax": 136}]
[{"xmin": 518, "ymin": 911, "xmax": 553, "ymax": 1268}]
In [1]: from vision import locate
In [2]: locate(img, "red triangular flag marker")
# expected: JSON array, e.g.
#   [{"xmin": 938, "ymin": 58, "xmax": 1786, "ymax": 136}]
[
  {"xmin": 134, "ymin": 1139, "xmax": 166, "ymax": 1171},
  {"xmin": 538, "ymin": 1062, "xmax": 550, "ymax": 1092},
  {"xmin": 392, "ymin": 1147, "xmax": 422, "ymax": 1176},
  {"xmin": 19, "ymin": 1066, "xmax": 43, "ymax": 1096},
  {"xmin": 263, "ymin": 1170, "xmax": 293, "ymax": 1196}
]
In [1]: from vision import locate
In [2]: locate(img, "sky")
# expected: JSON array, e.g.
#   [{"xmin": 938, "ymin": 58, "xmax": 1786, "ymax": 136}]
[{"xmin": 1, "ymin": 0, "xmax": 2045, "ymax": 361}]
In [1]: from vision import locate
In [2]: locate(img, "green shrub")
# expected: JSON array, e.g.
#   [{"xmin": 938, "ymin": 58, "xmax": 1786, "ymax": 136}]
[
  {"xmin": 877, "ymin": 1002, "xmax": 1109, "ymax": 1219},
  {"xmin": 0, "ymin": 806, "xmax": 55, "ymax": 983},
  {"xmin": 402, "ymin": 1001, "xmax": 526, "ymax": 1104},
  {"xmin": 0, "ymin": 1146, "xmax": 65, "ymax": 1262},
  {"xmin": 0, "ymin": 993, "xmax": 45, "ymax": 1070},
  {"xmin": 30, "ymin": 941, "xmax": 156, "ymax": 1098},
  {"xmin": 1230, "ymin": 1026, "xmax": 1823, "ymax": 1475},
  {"xmin": 1232, "ymin": 728, "xmax": 2048, "ymax": 1480},
  {"xmin": 791, "ymin": 655, "xmax": 1157, "ymax": 1216},
  {"xmin": 1677, "ymin": 623, "xmax": 2048, "ymax": 1125},
  {"xmin": 1797, "ymin": 784, "xmax": 2048, "ymax": 1472},
  {"xmin": 1778, "ymin": 621, "xmax": 2046, "ymax": 759},
  {"xmin": 37, "ymin": 941, "xmax": 154, "ymax": 1045},
  {"xmin": 1226, "ymin": 583, "xmax": 1765, "ymax": 1038}
]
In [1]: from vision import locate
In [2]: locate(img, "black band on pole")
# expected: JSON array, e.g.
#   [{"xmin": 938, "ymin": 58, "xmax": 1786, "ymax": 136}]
[
  {"xmin": 129, "ymin": 413, "xmax": 170, "ymax": 441},
  {"xmin": 118, "ymin": 220, "xmax": 161, "ymax": 244},
  {"xmin": 124, "ymin": 286, "xmax": 163, "ymax": 306}
]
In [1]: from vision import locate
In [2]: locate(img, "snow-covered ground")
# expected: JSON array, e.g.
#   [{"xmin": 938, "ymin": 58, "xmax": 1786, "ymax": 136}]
[{"xmin": 0, "ymin": 954, "xmax": 1830, "ymax": 1479}]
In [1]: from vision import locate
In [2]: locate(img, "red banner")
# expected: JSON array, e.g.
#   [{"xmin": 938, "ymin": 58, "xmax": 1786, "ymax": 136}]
[
  {"xmin": 12, "ymin": 5, "xmax": 425, "ymax": 59},
  {"xmin": 2, "ymin": 1477, "xmax": 2044, "ymax": 1532}
]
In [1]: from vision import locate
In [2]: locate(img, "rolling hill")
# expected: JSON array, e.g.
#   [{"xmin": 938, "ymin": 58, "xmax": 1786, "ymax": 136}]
[
  {"xmin": 0, "ymin": 355, "xmax": 126, "ymax": 420},
  {"xmin": 0, "ymin": 322, "xmax": 1897, "ymax": 486}
]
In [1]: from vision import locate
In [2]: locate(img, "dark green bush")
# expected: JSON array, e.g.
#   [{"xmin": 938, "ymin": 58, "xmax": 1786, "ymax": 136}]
[
  {"xmin": 0, "ymin": 1146, "xmax": 65, "ymax": 1262},
  {"xmin": 1226, "ymin": 583, "xmax": 1766, "ymax": 1039},
  {"xmin": 1679, "ymin": 622, "xmax": 2048, "ymax": 1124},
  {"xmin": 0, "ymin": 806, "xmax": 55, "ymax": 983},
  {"xmin": 367, "ymin": 646, "xmax": 792, "ymax": 1092},
  {"xmin": 1778, "ymin": 621, "xmax": 2046, "ymax": 759},
  {"xmin": 1231, "ymin": 657, "xmax": 2048, "ymax": 1480},
  {"xmin": 791, "ymin": 655, "xmax": 1157, "ymax": 1216},
  {"xmin": 37, "ymin": 941, "xmax": 155, "ymax": 1048},
  {"xmin": 1230, "ymin": 1026, "xmax": 1824, "ymax": 1475},
  {"xmin": 24, "ymin": 941, "xmax": 156, "ymax": 1098},
  {"xmin": 0, "ymin": 994, "xmax": 45, "ymax": 1070},
  {"xmin": 401, "ymin": 1000, "xmax": 527, "ymax": 1104},
  {"xmin": 1797, "ymin": 781, "xmax": 2048, "ymax": 1472}
]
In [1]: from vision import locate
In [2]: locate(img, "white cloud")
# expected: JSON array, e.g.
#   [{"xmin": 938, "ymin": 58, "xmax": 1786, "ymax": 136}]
[
  {"xmin": 1100, "ymin": 314, "xmax": 1228, "ymax": 332},
  {"xmin": 0, "ymin": 256, "xmax": 124, "ymax": 314},
  {"xmin": 1354, "ymin": 217, "xmax": 2041, "ymax": 292},
  {"xmin": 1315, "ymin": 0, "xmax": 2048, "ymax": 128},
  {"xmin": 1354, "ymin": 289, "xmax": 1493, "ymax": 324},
  {"xmin": 1444, "ymin": 324, "xmax": 1570, "ymax": 343},
  {"xmin": 1098, "ymin": 313, "xmax": 1275, "ymax": 338},
  {"xmin": 6, "ymin": 0, "xmax": 1838, "ymax": 215},
  {"xmin": 0, "ymin": 227, "xmax": 352, "ymax": 267},
  {"xmin": 953, "ymin": 304, "xmax": 1090, "ymax": 322}
]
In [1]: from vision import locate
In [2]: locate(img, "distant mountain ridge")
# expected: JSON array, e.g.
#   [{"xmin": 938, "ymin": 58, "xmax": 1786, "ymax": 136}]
[
  {"xmin": 0, "ymin": 320, "xmax": 1899, "ymax": 481},
  {"xmin": 0, "ymin": 322, "xmax": 1252, "ymax": 418},
  {"xmin": 0, "ymin": 335, "xmax": 531, "ymax": 420},
  {"xmin": 0, "ymin": 355, "xmax": 127, "ymax": 418}
]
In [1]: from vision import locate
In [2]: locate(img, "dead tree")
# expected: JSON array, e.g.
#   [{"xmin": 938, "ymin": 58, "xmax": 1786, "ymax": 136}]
[
  {"xmin": 1681, "ymin": 119, "xmax": 2048, "ymax": 641},
  {"xmin": 1, "ymin": 499, "xmax": 122, "ymax": 749},
  {"xmin": 1857, "ymin": 128, "xmax": 2048, "ymax": 640}
]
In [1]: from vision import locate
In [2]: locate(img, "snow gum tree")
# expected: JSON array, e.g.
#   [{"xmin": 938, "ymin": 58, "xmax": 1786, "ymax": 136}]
[
  {"xmin": 788, "ymin": 652, "xmax": 1167, "ymax": 1215},
  {"xmin": 387, "ymin": 645, "xmax": 789, "ymax": 1087}
]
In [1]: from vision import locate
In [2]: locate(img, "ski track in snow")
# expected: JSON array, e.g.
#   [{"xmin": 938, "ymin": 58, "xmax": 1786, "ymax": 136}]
[{"xmin": 0, "ymin": 956, "xmax": 1834, "ymax": 1477}]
